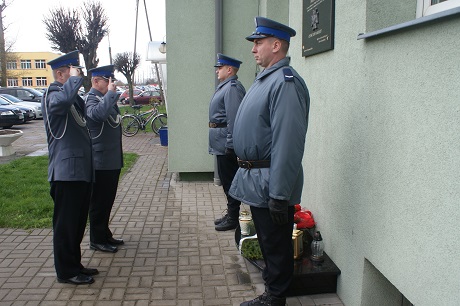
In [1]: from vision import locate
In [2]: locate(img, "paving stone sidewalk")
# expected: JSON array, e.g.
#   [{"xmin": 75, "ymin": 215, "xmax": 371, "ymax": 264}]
[{"xmin": 0, "ymin": 121, "xmax": 344, "ymax": 306}]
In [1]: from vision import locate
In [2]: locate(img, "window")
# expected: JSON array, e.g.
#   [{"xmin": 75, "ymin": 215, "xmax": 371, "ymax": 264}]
[
  {"xmin": 22, "ymin": 77, "xmax": 33, "ymax": 86},
  {"xmin": 20, "ymin": 60, "xmax": 32, "ymax": 69},
  {"xmin": 417, "ymin": 0, "xmax": 460, "ymax": 17},
  {"xmin": 16, "ymin": 89, "xmax": 32, "ymax": 99},
  {"xmin": 360, "ymin": 0, "xmax": 460, "ymax": 39},
  {"xmin": 7, "ymin": 78, "xmax": 18, "ymax": 87},
  {"xmin": 6, "ymin": 61, "xmax": 17, "ymax": 70},
  {"xmin": 35, "ymin": 60, "xmax": 46, "ymax": 69},
  {"xmin": 36, "ymin": 77, "xmax": 47, "ymax": 86}
]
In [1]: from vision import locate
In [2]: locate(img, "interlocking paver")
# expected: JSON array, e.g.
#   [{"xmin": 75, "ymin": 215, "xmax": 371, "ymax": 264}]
[{"xmin": 0, "ymin": 120, "xmax": 344, "ymax": 306}]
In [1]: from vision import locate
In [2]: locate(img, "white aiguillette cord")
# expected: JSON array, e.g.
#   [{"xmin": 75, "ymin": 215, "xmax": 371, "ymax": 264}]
[
  {"xmin": 86, "ymin": 94, "xmax": 121, "ymax": 140},
  {"xmin": 44, "ymin": 87, "xmax": 86, "ymax": 140}
]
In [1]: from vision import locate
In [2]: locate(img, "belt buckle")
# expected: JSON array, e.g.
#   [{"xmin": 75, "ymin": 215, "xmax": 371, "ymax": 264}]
[
  {"xmin": 210, "ymin": 122, "xmax": 217, "ymax": 128},
  {"xmin": 241, "ymin": 160, "xmax": 252, "ymax": 169}
]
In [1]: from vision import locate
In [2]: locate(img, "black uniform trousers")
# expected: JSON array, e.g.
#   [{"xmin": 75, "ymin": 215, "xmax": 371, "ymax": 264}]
[
  {"xmin": 216, "ymin": 154, "xmax": 241, "ymax": 219},
  {"xmin": 250, "ymin": 205, "xmax": 295, "ymax": 297},
  {"xmin": 89, "ymin": 169, "xmax": 121, "ymax": 244},
  {"xmin": 50, "ymin": 181, "xmax": 92, "ymax": 279}
]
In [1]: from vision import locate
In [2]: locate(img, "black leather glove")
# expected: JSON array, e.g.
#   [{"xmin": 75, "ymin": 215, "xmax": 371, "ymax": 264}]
[
  {"xmin": 225, "ymin": 147, "xmax": 236, "ymax": 159},
  {"xmin": 268, "ymin": 198, "xmax": 289, "ymax": 225}
]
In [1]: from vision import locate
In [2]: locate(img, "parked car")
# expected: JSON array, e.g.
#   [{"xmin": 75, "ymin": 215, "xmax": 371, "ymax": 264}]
[
  {"xmin": 0, "ymin": 87, "xmax": 43, "ymax": 102},
  {"xmin": 119, "ymin": 89, "xmax": 142, "ymax": 104},
  {"xmin": 131, "ymin": 90, "xmax": 162, "ymax": 105},
  {"xmin": 116, "ymin": 87, "xmax": 124, "ymax": 96},
  {"xmin": 0, "ymin": 94, "xmax": 43, "ymax": 119},
  {"xmin": 0, "ymin": 105, "xmax": 24, "ymax": 129},
  {"xmin": 0, "ymin": 97, "xmax": 35, "ymax": 122}
]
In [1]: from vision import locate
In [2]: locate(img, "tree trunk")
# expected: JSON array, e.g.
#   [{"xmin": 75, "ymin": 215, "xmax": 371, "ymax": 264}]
[
  {"xmin": 0, "ymin": 4, "xmax": 7, "ymax": 87},
  {"xmin": 127, "ymin": 78, "xmax": 135, "ymax": 105}
]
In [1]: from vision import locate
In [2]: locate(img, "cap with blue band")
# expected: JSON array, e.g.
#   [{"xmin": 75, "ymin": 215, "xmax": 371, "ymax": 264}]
[
  {"xmin": 246, "ymin": 16, "xmax": 296, "ymax": 42},
  {"xmin": 47, "ymin": 50, "xmax": 84, "ymax": 70},
  {"xmin": 214, "ymin": 53, "xmax": 242, "ymax": 68},
  {"xmin": 89, "ymin": 65, "xmax": 117, "ymax": 80}
]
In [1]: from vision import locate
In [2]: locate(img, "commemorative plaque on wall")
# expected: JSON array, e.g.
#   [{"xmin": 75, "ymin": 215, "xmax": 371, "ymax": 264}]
[{"xmin": 302, "ymin": 0, "xmax": 335, "ymax": 57}]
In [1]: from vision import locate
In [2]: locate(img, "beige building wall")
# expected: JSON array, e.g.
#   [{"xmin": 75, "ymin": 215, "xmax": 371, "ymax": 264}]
[
  {"xmin": 6, "ymin": 52, "xmax": 59, "ymax": 89},
  {"xmin": 166, "ymin": 1, "xmax": 460, "ymax": 305}
]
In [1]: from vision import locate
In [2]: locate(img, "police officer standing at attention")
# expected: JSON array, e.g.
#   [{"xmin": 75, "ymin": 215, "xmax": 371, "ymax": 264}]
[
  {"xmin": 229, "ymin": 17, "xmax": 310, "ymax": 306},
  {"xmin": 42, "ymin": 50, "xmax": 98, "ymax": 285},
  {"xmin": 209, "ymin": 53, "xmax": 246, "ymax": 231},
  {"xmin": 86, "ymin": 65, "xmax": 124, "ymax": 253}
]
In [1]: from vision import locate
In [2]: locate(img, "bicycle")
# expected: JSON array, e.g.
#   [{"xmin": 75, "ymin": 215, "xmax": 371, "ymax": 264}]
[{"xmin": 121, "ymin": 104, "xmax": 167, "ymax": 137}]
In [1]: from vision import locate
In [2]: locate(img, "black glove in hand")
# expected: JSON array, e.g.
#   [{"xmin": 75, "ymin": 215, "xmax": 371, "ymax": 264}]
[
  {"xmin": 225, "ymin": 148, "xmax": 236, "ymax": 159},
  {"xmin": 268, "ymin": 198, "xmax": 289, "ymax": 225}
]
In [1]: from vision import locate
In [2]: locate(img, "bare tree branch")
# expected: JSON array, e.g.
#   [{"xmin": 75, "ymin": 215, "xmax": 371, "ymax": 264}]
[
  {"xmin": 42, "ymin": 1, "xmax": 109, "ymax": 91},
  {"xmin": 79, "ymin": 0, "xmax": 108, "ymax": 89},
  {"xmin": 0, "ymin": 0, "xmax": 14, "ymax": 86},
  {"xmin": 43, "ymin": 7, "xmax": 81, "ymax": 53},
  {"xmin": 113, "ymin": 52, "xmax": 140, "ymax": 105}
]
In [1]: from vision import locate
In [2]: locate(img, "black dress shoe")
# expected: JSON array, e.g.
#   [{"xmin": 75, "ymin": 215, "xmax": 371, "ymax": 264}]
[
  {"xmin": 214, "ymin": 213, "xmax": 228, "ymax": 225},
  {"xmin": 240, "ymin": 292, "xmax": 286, "ymax": 306},
  {"xmin": 81, "ymin": 267, "xmax": 99, "ymax": 276},
  {"xmin": 57, "ymin": 274, "xmax": 94, "ymax": 285},
  {"xmin": 215, "ymin": 217, "xmax": 238, "ymax": 231},
  {"xmin": 90, "ymin": 242, "xmax": 118, "ymax": 253},
  {"xmin": 107, "ymin": 237, "xmax": 124, "ymax": 245}
]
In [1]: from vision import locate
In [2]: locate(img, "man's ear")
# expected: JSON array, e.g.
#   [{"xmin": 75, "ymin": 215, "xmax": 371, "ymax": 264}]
[{"xmin": 272, "ymin": 39, "xmax": 282, "ymax": 53}]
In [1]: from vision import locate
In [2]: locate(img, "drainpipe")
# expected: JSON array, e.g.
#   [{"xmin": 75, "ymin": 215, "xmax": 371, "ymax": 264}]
[
  {"xmin": 215, "ymin": 0, "xmax": 223, "ymax": 76},
  {"xmin": 214, "ymin": 0, "xmax": 223, "ymax": 186}
]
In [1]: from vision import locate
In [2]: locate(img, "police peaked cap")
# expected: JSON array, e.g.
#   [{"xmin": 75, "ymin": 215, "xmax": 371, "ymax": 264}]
[
  {"xmin": 246, "ymin": 16, "xmax": 296, "ymax": 42},
  {"xmin": 214, "ymin": 53, "xmax": 243, "ymax": 68},
  {"xmin": 89, "ymin": 65, "xmax": 117, "ymax": 80},
  {"xmin": 47, "ymin": 50, "xmax": 84, "ymax": 70}
]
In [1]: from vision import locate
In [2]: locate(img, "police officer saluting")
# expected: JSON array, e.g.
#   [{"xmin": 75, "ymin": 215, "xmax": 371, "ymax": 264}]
[
  {"xmin": 42, "ymin": 50, "xmax": 98, "ymax": 285},
  {"xmin": 229, "ymin": 17, "xmax": 310, "ymax": 306},
  {"xmin": 85, "ymin": 65, "xmax": 124, "ymax": 253},
  {"xmin": 209, "ymin": 53, "xmax": 246, "ymax": 231}
]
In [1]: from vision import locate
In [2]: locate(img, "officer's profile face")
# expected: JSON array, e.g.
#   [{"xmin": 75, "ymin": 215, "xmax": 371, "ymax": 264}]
[
  {"xmin": 216, "ymin": 65, "xmax": 231, "ymax": 82},
  {"xmin": 93, "ymin": 77, "xmax": 110, "ymax": 94},
  {"xmin": 252, "ymin": 37, "xmax": 281, "ymax": 68},
  {"xmin": 54, "ymin": 66, "xmax": 71, "ymax": 83}
]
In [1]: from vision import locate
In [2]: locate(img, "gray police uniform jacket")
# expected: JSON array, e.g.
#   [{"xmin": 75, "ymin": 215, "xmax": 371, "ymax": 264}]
[
  {"xmin": 42, "ymin": 77, "xmax": 94, "ymax": 183},
  {"xmin": 208, "ymin": 75, "xmax": 245, "ymax": 155},
  {"xmin": 85, "ymin": 88, "xmax": 123, "ymax": 170},
  {"xmin": 229, "ymin": 58, "xmax": 310, "ymax": 208}
]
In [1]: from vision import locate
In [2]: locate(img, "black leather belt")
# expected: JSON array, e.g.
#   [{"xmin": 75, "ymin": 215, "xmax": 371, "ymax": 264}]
[
  {"xmin": 237, "ymin": 158, "xmax": 271, "ymax": 169},
  {"xmin": 209, "ymin": 122, "xmax": 227, "ymax": 128}
]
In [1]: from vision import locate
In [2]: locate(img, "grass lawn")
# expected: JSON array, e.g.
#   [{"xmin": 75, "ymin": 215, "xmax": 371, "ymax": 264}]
[{"xmin": 0, "ymin": 153, "xmax": 138, "ymax": 229}]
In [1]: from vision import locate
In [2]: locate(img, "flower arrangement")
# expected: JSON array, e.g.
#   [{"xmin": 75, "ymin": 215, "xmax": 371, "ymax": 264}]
[
  {"xmin": 293, "ymin": 204, "xmax": 315, "ymax": 229},
  {"xmin": 240, "ymin": 238, "xmax": 263, "ymax": 260},
  {"xmin": 239, "ymin": 205, "xmax": 316, "ymax": 261}
]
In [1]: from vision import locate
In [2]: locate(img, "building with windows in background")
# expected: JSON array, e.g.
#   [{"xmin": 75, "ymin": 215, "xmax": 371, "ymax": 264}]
[{"xmin": 4, "ymin": 52, "xmax": 60, "ymax": 90}]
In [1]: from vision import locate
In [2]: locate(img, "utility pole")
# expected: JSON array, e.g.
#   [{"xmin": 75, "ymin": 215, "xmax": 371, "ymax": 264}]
[
  {"xmin": 133, "ymin": 0, "xmax": 140, "ymax": 81},
  {"xmin": 108, "ymin": 33, "xmax": 112, "ymax": 65}
]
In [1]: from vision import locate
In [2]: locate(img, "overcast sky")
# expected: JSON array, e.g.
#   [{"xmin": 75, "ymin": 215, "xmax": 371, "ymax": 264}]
[{"xmin": 4, "ymin": 0, "xmax": 166, "ymax": 82}]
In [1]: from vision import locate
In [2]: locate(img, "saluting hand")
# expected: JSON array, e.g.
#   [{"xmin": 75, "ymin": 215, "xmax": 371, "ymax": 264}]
[
  {"xmin": 69, "ymin": 65, "xmax": 81, "ymax": 77},
  {"xmin": 108, "ymin": 77, "xmax": 117, "ymax": 92}
]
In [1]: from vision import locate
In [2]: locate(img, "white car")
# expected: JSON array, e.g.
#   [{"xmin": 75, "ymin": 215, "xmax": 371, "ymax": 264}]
[{"xmin": 0, "ymin": 94, "xmax": 43, "ymax": 119}]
